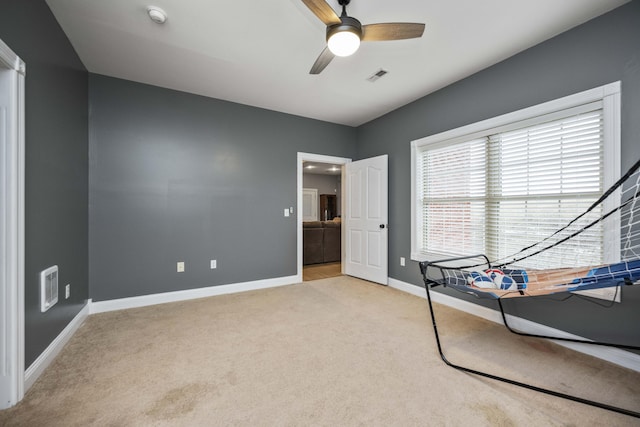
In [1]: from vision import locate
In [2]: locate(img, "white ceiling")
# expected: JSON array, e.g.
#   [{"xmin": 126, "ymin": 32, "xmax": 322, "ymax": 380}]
[
  {"xmin": 45, "ymin": 0, "xmax": 628, "ymax": 127},
  {"xmin": 304, "ymin": 161, "xmax": 342, "ymax": 175}
]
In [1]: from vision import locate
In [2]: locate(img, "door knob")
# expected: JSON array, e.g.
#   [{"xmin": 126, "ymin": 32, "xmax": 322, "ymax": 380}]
[{"xmin": 379, "ymin": 224, "xmax": 386, "ymax": 229}]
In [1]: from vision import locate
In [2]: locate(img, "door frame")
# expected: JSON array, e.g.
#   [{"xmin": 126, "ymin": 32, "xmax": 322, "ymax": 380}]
[
  {"xmin": 297, "ymin": 152, "xmax": 351, "ymax": 281},
  {"xmin": 0, "ymin": 37, "xmax": 26, "ymax": 409}
]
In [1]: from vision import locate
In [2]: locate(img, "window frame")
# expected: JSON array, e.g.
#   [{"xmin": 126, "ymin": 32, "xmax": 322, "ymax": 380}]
[{"xmin": 411, "ymin": 82, "xmax": 621, "ymax": 296}]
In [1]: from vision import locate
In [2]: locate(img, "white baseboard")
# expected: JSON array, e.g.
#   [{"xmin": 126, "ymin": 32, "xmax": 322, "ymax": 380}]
[
  {"xmin": 24, "ymin": 302, "xmax": 90, "ymax": 391},
  {"xmin": 388, "ymin": 278, "xmax": 640, "ymax": 372},
  {"xmin": 26, "ymin": 275, "xmax": 637, "ymax": 398},
  {"xmin": 90, "ymin": 275, "xmax": 300, "ymax": 314},
  {"xmin": 24, "ymin": 275, "xmax": 300, "ymax": 394}
]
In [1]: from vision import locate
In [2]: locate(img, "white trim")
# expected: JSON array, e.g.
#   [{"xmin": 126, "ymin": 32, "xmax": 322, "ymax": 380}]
[
  {"xmin": 576, "ymin": 84, "xmax": 622, "ymax": 302},
  {"xmin": 0, "ymin": 41, "xmax": 24, "ymax": 74},
  {"xmin": 24, "ymin": 274, "xmax": 300, "ymax": 391},
  {"xmin": 297, "ymin": 152, "xmax": 351, "ymax": 280},
  {"xmin": 388, "ymin": 278, "xmax": 640, "ymax": 372},
  {"xmin": 410, "ymin": 143, "xmax": 418, "ymax": 262},
  {"xmin": 0, "ymin": 37, "xmax": 25, "ymax": 410},
  {"xmin": 410, "ymin": 82, "xmax": 622, "ymax": 303},
  {"xmin": 412, "ymin": 82, "xmax": 620, "ymax": 151},
  {"xmin": 16, "ymin": 273, "xmax": 640, "ymax": 399},
  {"xmin": 411, "ymin": 82, "xmax": 621, "ymax": 263},
  {"xmin": 24, "ymin": 303, "xmax": 90, "ymax": 392},
  {"xmin": 90, "ymin": 275, "xmax": 300, "ymax": 314},
  {"xmin": 16, "ymin": 52, "xmax": 25, "ymax": 404}
]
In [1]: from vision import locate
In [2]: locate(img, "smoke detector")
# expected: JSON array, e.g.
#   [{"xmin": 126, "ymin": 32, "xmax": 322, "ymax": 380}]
[{"xmin": 147, "ymin": 6, "xmax": 167, "ymax": 24}]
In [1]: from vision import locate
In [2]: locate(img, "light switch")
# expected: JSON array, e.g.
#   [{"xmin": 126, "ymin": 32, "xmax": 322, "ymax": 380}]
[
  {"xmin": 177, "ymin": 261, "xmax": 185, "ymax": 272},
  {"xmin": 284, "ymin": 208, "xmax": 290, "ymax": 217}
]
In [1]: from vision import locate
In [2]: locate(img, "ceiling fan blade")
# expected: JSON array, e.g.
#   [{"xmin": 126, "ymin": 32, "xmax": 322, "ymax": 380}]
[
  {"xmin": 309, "ymin": 47, "xmax": 335, "ymax": 74},
  {"xmin": 361, "ymin": 23, "xmax": 425, "ymax": 42},
  {"xmin": 301, "ymin": 0, "xmax": 341, "ymax": 26}
]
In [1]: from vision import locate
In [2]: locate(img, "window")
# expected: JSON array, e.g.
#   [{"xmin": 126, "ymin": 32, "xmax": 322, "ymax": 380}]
[{"xmin": 411, "ymin": 83, "xmax": 621, "ymax": 276}]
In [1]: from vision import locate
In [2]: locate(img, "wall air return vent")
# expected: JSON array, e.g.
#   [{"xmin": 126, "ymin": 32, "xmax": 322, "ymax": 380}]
[{"xmin": 40, "ymin": 265, "xmax": 58, "ymax": 312}]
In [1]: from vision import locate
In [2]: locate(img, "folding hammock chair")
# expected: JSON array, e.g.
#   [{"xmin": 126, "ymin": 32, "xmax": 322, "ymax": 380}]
[{"xmin": 419, "ymin": 157, "xmax": 640, "ymax": 419}]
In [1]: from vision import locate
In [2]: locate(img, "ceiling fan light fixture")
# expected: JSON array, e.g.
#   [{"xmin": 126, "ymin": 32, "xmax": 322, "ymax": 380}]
[
  {"xmin": 304, "ymin": 0, "xmax": 425, "ymax": 74},
  {"xmin": 326, "ymin": 17, "xmax": 362, "ymax": 57},
  {"xmin": 327, "ymin": 30, "xmax": 360, "ymax": 56}
]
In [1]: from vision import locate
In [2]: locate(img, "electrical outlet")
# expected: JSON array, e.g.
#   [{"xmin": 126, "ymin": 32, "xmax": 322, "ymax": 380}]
[
  {"xmin": 400, "ymin": 257, "xmax": 406, "ymax": 267},
  {"xmin": 210, "ymin": 259, "xmax": 217, "ymax": 269},
  {"xmin": 65, "ymin": 284, "xmax": 70, "ymax": 299},
  {"xmin": 177, "ymin": 261, "xmax": 185, "ymax": 273}
]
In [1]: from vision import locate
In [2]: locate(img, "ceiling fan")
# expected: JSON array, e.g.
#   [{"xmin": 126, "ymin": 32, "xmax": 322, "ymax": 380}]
[{"xmin": 302, "ymin": 0, "xmax": 425, "ymax": 74}]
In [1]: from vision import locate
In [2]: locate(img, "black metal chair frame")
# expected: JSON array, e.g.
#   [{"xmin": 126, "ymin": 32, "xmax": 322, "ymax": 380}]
[{"xmin": 419, "ymin": 257, "xmax": 640, "ymax": 419}]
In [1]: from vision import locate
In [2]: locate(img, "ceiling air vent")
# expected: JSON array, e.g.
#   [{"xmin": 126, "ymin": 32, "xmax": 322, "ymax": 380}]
[{"xmin": 367, "ymin": 69, "xmax": 388, "ymax": 82}]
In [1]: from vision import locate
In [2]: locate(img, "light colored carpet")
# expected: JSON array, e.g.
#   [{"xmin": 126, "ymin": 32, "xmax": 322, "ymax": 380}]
[{"xmin": 1, "ymin": 276, "xmax": 638, "ymax": 426}]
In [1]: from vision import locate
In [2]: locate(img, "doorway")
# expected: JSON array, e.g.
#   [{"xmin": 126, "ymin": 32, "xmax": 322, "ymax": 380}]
[
  {"xmin": 297, "ymin": 153, "xmax": 389, "ymax": 285},
  {"xmin": 0, "ymin": 37, "xmax": 26, "ymax": 409},
  {"xmin": 297, "ymin": 153, "xmax": 350, "ymax": 282}
]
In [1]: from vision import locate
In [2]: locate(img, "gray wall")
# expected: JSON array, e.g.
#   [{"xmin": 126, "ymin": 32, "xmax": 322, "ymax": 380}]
[
  {"xmin": 1, "ymin": 0, "xmax": 637, "ymax": 368},
  {"xmin": 356, "ymin": 1, "xmax": 640, "ymax": 346},
  {"xmin": 0, "ymin": 1, "xmax": 89, "ymax": 366},
  {"xmin": 89, "ymin": 74, "xmax": 356, "ymax": 302},
  {"xmin": 303, "ymin": 173, "xmax": 342, "ymax": 218}
]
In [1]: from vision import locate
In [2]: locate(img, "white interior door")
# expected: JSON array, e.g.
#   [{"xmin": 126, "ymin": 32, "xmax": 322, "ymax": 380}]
[{"xmin": 344, "ymin": 155, "xmax": 388, "ymax": 285}]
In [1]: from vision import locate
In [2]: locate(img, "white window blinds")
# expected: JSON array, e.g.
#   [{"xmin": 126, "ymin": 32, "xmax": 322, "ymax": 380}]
[
  {"xmin": 418, "ymin": 104, "xmax": 604, "ymax": 269},
  {"xmin": 419, "ymin": 138, "xmax": 487, "ymax": 258}
]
